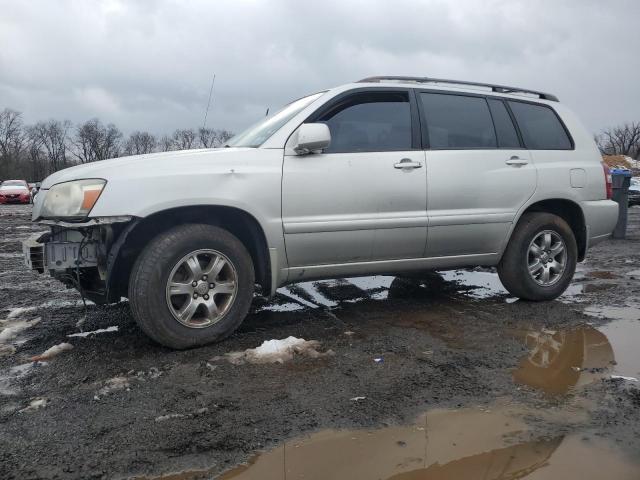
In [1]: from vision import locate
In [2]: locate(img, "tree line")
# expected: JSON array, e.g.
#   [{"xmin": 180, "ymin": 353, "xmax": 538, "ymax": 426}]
[
  {"xmin": 2, "ymin": 105, "xmax": 639, "ymax": 182},
  {"xmin": 0, "ymin": 107, "xmax": 234, "ymax": 181},
  {"xmin": 595, "ymin": 122, "xmax": 640, "ymax": 160}
]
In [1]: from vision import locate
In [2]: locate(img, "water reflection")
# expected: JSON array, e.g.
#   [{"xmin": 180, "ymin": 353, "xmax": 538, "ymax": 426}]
[
  {"xmin": 513, "ymin": 327, "xmax": 614, "ymax": 395},
  {"xmin": 217, "ymin": 406, "xmax": 637, "ymax": 480}
]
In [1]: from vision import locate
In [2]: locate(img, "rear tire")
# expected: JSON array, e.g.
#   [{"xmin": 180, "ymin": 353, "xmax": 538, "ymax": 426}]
[
  {"xmin": 129, "ymin": 223, "xmax": 254, "ymax": 349},
  {"xmin": 498, "ymin": 212, "xmax": 577, "ymax": 301}
]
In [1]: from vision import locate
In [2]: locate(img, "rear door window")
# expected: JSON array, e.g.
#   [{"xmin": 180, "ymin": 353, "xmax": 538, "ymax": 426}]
[
  {"xmin": 508, "ymin": 101, "xmax": 572, "ymax": 150},
  {"xmin": 487, "ymin": 99, "xmax": 521, "ymax": 148},
  {"xmin": 420, "ymin": 93, "xmax": 497, "ymax": 149}
]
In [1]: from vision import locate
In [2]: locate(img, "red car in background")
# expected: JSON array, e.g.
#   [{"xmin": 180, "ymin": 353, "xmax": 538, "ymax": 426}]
[{"xmin": 0, "ymin": 180, "xmax": 32, "ymax": 204}]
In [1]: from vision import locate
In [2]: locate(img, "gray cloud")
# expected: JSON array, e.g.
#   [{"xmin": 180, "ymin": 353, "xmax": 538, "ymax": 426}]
[{"xmin": 0, "ymin": 0, "xmax": 638, "ymax": 135}]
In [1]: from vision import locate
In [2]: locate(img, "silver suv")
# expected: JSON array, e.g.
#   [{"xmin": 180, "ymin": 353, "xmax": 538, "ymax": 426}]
[{"xmin": 24, "ymin": 76, "xmax": 618, "ymax": 348}]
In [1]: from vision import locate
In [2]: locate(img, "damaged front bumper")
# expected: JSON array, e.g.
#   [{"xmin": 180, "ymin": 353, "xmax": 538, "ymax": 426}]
[
  {"xmin": 23, "ymin": 216, "xmax": 135, "ymax": 303},
  {"xmin": 23, "ymin": 231, "xmax": 99, "ymax": 273}
]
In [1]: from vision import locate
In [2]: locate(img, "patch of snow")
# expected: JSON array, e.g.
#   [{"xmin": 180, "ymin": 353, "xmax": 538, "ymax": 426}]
[
  {"xmin": 584, "ymin": 305, "xmax": 640, "ymax": 322},
  {"xmin": 259, "ymin": 302, "xmax": 305, "ymax": 313},
  {"xmin": 0, "ymin": 317, "xmax": 41, "ymax": 343},
  {"xmin": 440, "ymin": 269, "xmax": 584, "ymax": 303},
  {"xmin": 20, "ymin": 398, "xmax": 47, "ymax": 412},
  {"xmin": 30, "ymin": 342, "xmax": 73, "ymax": 361},
  {"xmin": 439, "ymin": 270, "xmax": 507, "ymax": 299},
  {"xmin": 350, "ymin": 396, "xmax": 366, "ymax": 401},
  {"xmin": 0, "ymin": 364, "xmax": 37, "ymax": 395},
  {"xmin": 217, "ymin": 336, "xmax": 334, "ymax": 365},
  {"xmin": 369, "ymin": 290, "xmax": 389, "ymax": 300},
  {"xmin": 611, "ymin": 375, "xmax": 638, "ymax": 382},
  {"xmin": 6, "ymin": 306, "xmax": 38, "ymax": 319},
  {"xmin": 296, "ymin": 282, "xmax": 338, "ymax": 307},
  {"xmin": 345, "ymin": 276, "xmax": 395, "ymax": 291},
  {"xmin": 155, "ymin": 413, "xmax": 187, "ymax": 422},
  {"xmin": 276, "ymin": 288, "xmax": 319, "ymax": 309},
  {"xmin": 68, "ymin": 326, "xmax": 119, "ymax": 338},
  {"xmin": 94, "ymin": 376, "xmax": 130, "ymax": 399},
  {"xmin": 155, "ymin": 407, "xmax": 209, "ymax": 422},
  {"xmin": 626, "ymin": 270, "xmax": 640, "ymax": 277}
]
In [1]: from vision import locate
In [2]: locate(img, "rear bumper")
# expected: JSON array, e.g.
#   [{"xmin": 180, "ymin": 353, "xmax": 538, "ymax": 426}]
[{"xmin": 582, "ymin": 200, "xmax": 618, "ymax": 249}]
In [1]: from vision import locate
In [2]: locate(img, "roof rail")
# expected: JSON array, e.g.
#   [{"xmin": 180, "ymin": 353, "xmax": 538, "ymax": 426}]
[{"xmin": 357, "ymin": 76, "xmax": 559, "ymax": 102}]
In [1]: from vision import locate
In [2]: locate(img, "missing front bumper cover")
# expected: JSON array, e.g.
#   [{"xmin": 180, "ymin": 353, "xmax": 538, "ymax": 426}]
[{"xmin": 23, "ymin": 233, "xmax": 98, "ymax": 272}]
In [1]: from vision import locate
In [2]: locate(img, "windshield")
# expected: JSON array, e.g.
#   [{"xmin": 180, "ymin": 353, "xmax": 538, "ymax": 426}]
[
  {"xmin": 0, "ymin": 184, "xmax": 28, "ymax": 191},
  {"xmin": 226, "ymin": 92, "xmax": 325, "ymax": 148}
]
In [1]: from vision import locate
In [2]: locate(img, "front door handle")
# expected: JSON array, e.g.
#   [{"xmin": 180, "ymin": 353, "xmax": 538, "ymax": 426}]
[
  {"xmin": 394, "ymin": 158, "xmax": 423, "ymax": 170},
  {"xmin": 505, "ymin": 156, "xmax": 528, "ymax": 166}
]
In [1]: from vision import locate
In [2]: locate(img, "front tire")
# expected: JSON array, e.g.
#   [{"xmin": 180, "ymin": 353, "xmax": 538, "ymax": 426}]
[
  {"xmin": 498, "ymin": 213, "xmax": 577, "ymax": 301},
  {"xmin": 129, "ymin": 224, "xmax": 255, "ymax": 349}
]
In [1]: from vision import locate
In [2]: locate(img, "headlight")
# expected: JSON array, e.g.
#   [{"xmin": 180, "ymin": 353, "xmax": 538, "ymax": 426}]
[{"xmin": 40, "ymin": 179, "xmax": 106, "ymax": 218}]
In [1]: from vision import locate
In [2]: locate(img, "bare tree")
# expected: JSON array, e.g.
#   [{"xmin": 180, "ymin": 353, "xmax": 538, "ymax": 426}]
[
  {"xmin": 123, "ymin": 131, "xmax": 157, "ymax": 155},
  {"xmin": 198, "ymin": 127, "xmax": 234, "ymax": 148},
  {"xmin": 0, "ymin": 108, "xmax": 26, "ymax": 177},
  {"xmin": 25, "ymin": 133, "xmax": 47, "ymax": 181},
  {"xmin": 171, "ymin": 128, "xmax": 197, "ymax": 150},
  {"xmin": 71, "ymin": 119, "xmax": 122, "ymax": 163},
  {"xmin": 159, "ymin": 135, "xmax": 174, "ymax": 152},
  {"xmin": 0, "ymin": 105, "xmax": 238, "ymax": 176},
  {"xmin": 29, "ymin": 119, "xmax": 71, "ymax": 173},
  {"xmin": 596, "ymin": 122, "xmax": 640, "ymax": 159}
]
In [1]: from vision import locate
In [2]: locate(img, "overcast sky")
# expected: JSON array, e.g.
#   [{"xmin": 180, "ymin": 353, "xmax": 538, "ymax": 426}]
[{"xmin": 1, "ymin": 0, "xmax": 639, "ymax": 136}]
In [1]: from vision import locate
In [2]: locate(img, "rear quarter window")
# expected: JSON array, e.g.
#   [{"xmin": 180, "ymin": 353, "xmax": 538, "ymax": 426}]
[{"xmin": 508, "ymin": 101, "xmax": 572, "ymax": 150}]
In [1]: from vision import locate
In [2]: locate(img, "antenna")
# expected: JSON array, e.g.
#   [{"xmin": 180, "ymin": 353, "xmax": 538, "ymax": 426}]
[
  {"xmin": 265, "ymin": 108, "xmax": 269, "ymax": 117},
  {"xmin": 202, "ymin": 73, "xmax": 216, "ymax": 129}
]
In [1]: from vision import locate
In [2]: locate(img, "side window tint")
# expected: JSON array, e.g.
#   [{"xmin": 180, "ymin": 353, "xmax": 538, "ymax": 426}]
[
  {"xmin": 319, "ymin": 92, "xmax": 411, "ymax": 153},
  {"xmin": 508, "ymin": 101, "xmax": 572, "ymax": 150},
  {"xmin": 420, "ymin": 93, "xmax": 496, "ymax": 149},
  {"xmin": 487, "ymin": 99, "xmax": 521, "ymax": 148}
]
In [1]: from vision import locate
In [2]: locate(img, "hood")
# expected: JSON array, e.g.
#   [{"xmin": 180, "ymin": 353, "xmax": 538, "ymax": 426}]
[{"xmin": 40, "ymin": 148, "xmax": 257, "ymax": 189}]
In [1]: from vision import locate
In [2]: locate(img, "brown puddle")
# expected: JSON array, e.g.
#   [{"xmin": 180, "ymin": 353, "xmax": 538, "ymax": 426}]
[
  {"xmin": 214, "ymin": 405, "xmax": 638, "ymax": 480},
  {"xmin": 513, "ymin": 327, "xmax": 615, "ymax": 395},
  {"xmin": 513, "ymin": 308, "xmax": 640, "ymax": 395}
]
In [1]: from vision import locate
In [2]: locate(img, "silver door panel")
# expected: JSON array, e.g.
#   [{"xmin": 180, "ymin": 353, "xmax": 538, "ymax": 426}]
[
  {"xmin": 426, "ymin": 223, "xmax": 510, "ymax": 257},
  {"xmin": 284, "ymin": 230, "xmax": 373, "ymax": 266},
  {"xmin": 372, "ymin": 227, "xmax": 428, "ymax": 260}
]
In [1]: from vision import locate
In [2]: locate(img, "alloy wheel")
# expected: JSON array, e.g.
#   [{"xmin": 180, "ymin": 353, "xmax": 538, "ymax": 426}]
[
  {"xmin": 527, "ymin": 230, "xmax": 567, "ymax": 287},
  {"xmin": 165, "ymin": 249, "xmax": 238, "ymax": 328}
]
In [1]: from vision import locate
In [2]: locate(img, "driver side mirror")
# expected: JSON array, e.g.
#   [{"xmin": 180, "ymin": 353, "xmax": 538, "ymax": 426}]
[{"xmin": 291, "ymin": 123, "xmax": 331, "ymax": 155}]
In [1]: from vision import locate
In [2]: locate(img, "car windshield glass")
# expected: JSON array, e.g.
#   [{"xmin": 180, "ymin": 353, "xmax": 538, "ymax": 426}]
[
  {"xmin": 226, "ymin": 92, "xmax": 325, "ymax": 148},
  {"xmin": 0, "ymin": 185, "xmax": 28, "ymax": 191}
]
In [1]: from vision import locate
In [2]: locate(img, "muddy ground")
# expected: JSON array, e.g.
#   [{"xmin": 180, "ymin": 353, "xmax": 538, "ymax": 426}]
[{"xmin": 0, "ymin": 205, "xmax": 639, "ymax": 479}]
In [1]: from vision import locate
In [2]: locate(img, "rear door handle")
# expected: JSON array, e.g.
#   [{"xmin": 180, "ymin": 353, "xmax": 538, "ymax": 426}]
[
  {"xmin": 505, "ymin": 156, "xmax": 528, "ymax": 166},
  {"xmin": 394, "ymin": 158, "xmax": 423, "ymax": 170}
]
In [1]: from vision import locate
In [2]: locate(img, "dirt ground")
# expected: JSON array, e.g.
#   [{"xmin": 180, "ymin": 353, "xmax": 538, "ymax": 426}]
[{"xmin": 1, "ymin": 205, "xmax": 639, "ymax": 479}]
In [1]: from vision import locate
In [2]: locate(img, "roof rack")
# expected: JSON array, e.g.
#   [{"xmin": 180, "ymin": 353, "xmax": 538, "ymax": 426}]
[{"xmin": 357, "ymin": 76, "xmax": 559, "ymax": 102}]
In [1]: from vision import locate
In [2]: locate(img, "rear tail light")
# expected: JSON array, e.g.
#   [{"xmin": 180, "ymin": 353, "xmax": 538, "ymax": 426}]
[{"xmin": 602, "ymin": 162, "xmax": 613, "ymax": 199}]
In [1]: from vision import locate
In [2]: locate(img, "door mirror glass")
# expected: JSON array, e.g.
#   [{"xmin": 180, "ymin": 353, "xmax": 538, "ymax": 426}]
[{"xmin": 292, "ymin": 123, "xmax": 331, "ymax": 155}]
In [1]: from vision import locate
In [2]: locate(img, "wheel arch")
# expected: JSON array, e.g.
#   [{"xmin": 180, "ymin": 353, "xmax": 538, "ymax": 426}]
[
  {"xmin": 513, "ymin": 198, "xmax": 587, "ymax": 261},
  {"xmin": 106, "ymin": 205, "xmax": 271, "ymax": 301}
]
